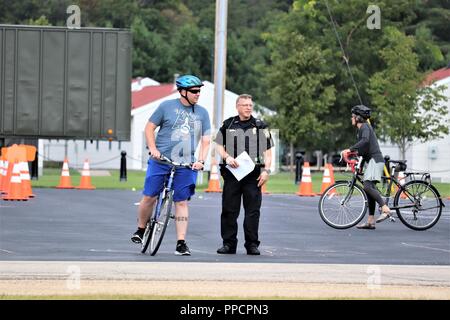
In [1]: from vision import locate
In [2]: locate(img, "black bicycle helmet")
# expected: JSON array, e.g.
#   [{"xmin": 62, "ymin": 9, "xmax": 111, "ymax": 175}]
[{"xmin": 351, "ymin": 105, "xmax": 371, "ymax": 119}]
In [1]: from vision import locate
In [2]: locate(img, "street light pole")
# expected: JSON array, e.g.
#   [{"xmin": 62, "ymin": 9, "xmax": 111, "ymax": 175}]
[{"xmin": 213, "ymin": 0, "xmax": 228, "ymax": 135}]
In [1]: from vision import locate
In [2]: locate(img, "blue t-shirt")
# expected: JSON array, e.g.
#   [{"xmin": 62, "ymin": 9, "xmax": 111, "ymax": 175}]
[{"xmin": 149, "ymin": 99, "xmax": 211, "ymax": 163}]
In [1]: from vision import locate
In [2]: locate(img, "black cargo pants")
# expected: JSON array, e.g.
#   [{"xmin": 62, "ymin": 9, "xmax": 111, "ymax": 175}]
[{"xmin": 220, "ymin": 167, "xmax": 262, "ymax": 249}]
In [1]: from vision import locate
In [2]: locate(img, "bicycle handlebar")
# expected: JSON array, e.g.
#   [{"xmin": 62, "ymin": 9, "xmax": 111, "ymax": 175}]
[
  {"xmin": 151, "ymin": 154, "xmax": 207, "ymax": 171},
  {"xmin": 341, "ymin": 151, "xmax": 362, "ymax": 173},
  {"xmin": 341, "ymin": 151, "xmax": 358, "ymax": 164},
  {"xmin": 157, "ymin": 155, "xmax": 193, "ymax": 168}
]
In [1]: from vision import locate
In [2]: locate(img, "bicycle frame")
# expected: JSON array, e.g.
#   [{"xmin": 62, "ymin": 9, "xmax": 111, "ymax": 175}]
[
  {"xmin": 152, "ymin": 164, "xmax": 177, "ymax": 222},
  {"xmin": 340, "ymin": 156, "xmax": 364, "ymax": 206},
  {"xmin": 380, "ymin": 163, "xmax": 445, "ymax": 212}
]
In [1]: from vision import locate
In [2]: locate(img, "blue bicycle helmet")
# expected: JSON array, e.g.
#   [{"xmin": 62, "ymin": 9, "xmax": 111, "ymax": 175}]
[{"xmin": 176, "ymin": 75, "xmax": 204, "ymax": 90}]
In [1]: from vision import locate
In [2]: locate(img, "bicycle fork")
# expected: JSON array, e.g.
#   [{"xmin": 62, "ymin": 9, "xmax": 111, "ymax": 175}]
[{"xmin": 165, "ymin": 168, "xmax": 176, "ymax": 219}]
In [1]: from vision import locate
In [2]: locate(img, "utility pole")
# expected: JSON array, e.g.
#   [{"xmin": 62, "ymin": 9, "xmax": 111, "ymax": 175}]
[
  {"xmin": 213, "ymin": 0, "xmax": 228, "ymax": 136},
  {"xmin": 205, "ymin": 0, "xmax": 228, "ymax": 191}
]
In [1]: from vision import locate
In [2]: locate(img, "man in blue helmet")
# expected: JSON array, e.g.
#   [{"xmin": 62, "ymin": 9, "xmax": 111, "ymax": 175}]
[{"xmin": 131, "ymin": 75, "xmax": 211, "ymax": 255}]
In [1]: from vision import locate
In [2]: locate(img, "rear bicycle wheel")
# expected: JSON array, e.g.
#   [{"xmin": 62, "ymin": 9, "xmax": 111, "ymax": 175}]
[
  {"xmin": 149, "ymin": 191, "xmax": 174, "ymax": 256},
  {"xmin": 319, "ymin": 181, "xmax": 368, "ymax": 229},
  {"xmin": 394, "ymin": 180, "xmax": 442, "ymax": 230}
]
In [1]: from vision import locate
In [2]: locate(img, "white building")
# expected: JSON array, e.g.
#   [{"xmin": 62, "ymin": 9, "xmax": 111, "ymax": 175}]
[
  {"xmin": 379, "ymin": 67, "xmax": 450, "ymax": 182},
  {"xmin": 38, "ymin": 78, "xmax": 277, "ymax": 173}
]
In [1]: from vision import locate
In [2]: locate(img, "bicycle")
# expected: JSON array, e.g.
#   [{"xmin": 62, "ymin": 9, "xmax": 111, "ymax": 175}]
[
  {"xmin": 141, "ymin": 155, "xmax": 194, "ymax": 256},
  {"xmin": 318, "ymin": 152, "xmax": 445, "ymax": 231}
]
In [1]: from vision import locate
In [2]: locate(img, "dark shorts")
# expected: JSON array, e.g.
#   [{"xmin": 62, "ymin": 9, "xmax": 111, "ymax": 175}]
[{"xmin": 143, "ymin": 159, "xmax": 198, "ymax": 202}]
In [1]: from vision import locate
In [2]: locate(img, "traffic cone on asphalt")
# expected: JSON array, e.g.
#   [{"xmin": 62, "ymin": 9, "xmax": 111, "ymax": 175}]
[
  {"xmin": 205, "ymin": 162, "xmax": 222, "ymax": 192},
  {"xmin": 1, "ymin": 160, "xmax": 11, "ymax": 194},
  {"xmin": 56, "ymin": 158, "xmax": 74, "ymax": 189},
  {"xmin": 296, "ymin": 162, "xmax": 317, "ymax": 196},
  {"xmin": 20, "ymin": 161, "xmax": 35, "ymax": 198},
  {"xmin": 3, "ymin": 161, "xmax": 28, "ymax": 201},
  {"xmin": 76, "ymin": 159, "xmax": 96, "ymax": 190},
  {"xmin": 0, "ymin": 159, "xmax": 4, "ymax": 194},
  {"xmin": 261, "ymin": 182, "xmax": 270, "ymax": 195},
  {"xmin": 398, "ymin": 171, "xmax": 407, "ymax": 199},
  {"xmin": 320, "ymin": 163, "xmax": 335, "ymax": 194}
]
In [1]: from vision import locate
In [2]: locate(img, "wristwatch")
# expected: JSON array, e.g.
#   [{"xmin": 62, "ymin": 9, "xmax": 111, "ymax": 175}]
[
  {"xmin": 198, "ymin": 160, "xmax": 205, "ymax": 165},
  {"xmin": 262, "ymin": 168, "xmax": 271, "ymax": 174}
]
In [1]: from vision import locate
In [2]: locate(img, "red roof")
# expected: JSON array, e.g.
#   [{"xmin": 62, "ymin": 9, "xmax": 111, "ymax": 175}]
[
  {"xmin": 132, "ymin": 83, "xmax": 176, "ymax": 109},
  {"xmin": 424, "ymin": 67, "xmax": 450, "ymax": 86}
]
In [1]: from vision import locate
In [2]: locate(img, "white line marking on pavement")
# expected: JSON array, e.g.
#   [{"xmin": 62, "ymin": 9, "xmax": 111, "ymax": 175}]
[
  {"xmin": 401, "ymin": 242, "xmax": 450, "ymax": 253},
  {"xmin": 0, "ymin": 249, "xmax": 14, "ymax": 254},
  {"xmin": 88, "ymin": 249, "xmax": 137, "ymax": 254}
]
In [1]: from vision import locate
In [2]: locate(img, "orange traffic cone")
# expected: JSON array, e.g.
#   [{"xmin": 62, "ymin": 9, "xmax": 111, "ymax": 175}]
[
  {"xmin": 3, "ymin": 161, "xmax": 28, "ymax": 201},
  {"xmin": 261, "ymin": 182, "xmax": 270, "ymax": 195},
  {"xmin": 20, "ymin": 161, "xmax": 35, "ymax": 198},
  {"xmin": 296, "ymin": 162, "xmax": 317, "ymax": 196},
  {"xmin": 0, "ymin": 159, "xmax": 4, "ymax": 194},
  {"xmin": 398, "ymin": 171, "xmax": 407, "ymax": 199},
  {"xmin": 76, "ymin": 159, "xmax": 96, "ymax": 190},
  {"xmin": 205, "ymin": 162, "xmax": 222, "ymax": 192},
  {"xmin": 1, "ymin": 159, "xmax": 11, "ymax": 194},
  {"xmin": 56, "ymin": 158, "xmax": 74, "ymax": 189},
  {"xmin": 320, "ymin": 163, "xmax": 335, "ymax": 194}
]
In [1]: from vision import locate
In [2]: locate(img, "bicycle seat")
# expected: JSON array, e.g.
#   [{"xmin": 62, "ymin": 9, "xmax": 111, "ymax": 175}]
[
  {"xmin": 389, "ymin": 160, "xmax": 407, "ymax": 164},
  {"xmin": 390, "ymin": 160, "xmax": 407, "ymax": 172}
]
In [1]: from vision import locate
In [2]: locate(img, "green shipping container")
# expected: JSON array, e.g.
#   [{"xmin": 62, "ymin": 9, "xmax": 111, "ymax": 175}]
[{"xmin": 0, "ymin": 24, "xmax": 132, "ymax": 141}]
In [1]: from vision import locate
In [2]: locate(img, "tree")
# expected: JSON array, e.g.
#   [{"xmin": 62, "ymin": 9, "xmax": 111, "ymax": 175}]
[
  {"xmin": 265, "ymin": 21, "xmax": 336, "ymax": 162},
  {"xmin": 368, "ymin": 27, "xmax": 449, "ymax": 160},
  {"xmin": 27, "ymin": 15, "xmax": 51, "ymax": 26},
  {"xmin": 131, "ymin": 16, "xmax": 173, "ymax": 80}
]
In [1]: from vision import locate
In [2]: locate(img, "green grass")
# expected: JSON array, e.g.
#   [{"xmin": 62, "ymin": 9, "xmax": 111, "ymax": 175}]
[{"xmin": 31, "ymin": 168, "xmax": 450, "ymax": 197}]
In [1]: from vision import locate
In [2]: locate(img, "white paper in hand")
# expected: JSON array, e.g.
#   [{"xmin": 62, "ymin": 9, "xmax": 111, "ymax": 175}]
[{"xmin": 226, "ymin": 151, "xmax": 255, "ymax": 181}]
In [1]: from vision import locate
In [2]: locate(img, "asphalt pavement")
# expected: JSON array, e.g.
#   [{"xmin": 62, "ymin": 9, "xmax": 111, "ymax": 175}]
[{"xmin": 1, "ymin": 188, "xmax": 449, "ymax": 265}]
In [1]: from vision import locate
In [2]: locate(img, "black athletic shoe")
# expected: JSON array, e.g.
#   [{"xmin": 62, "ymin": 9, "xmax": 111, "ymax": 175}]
[
  {"xmin": 175, "ymin": 241, "xmax": 191, "ymax": 256},
  {"xmin": 131, "ymin": 228, "xmax": 144, "ymax": 244}
]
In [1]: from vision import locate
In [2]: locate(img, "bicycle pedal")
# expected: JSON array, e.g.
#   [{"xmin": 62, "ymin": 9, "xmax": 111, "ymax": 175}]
[{"xmin": 389, "ymin": 217, "xmax": 396, "ymax": 222}]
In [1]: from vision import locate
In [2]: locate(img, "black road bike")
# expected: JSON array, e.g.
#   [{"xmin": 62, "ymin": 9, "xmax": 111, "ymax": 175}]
[{"xmin": 318, "ymin": 152, "xmax": 445, "ymax": 231}]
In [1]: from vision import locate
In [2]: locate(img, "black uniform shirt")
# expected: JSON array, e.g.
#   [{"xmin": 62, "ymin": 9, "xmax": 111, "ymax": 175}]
[{"xmin": 214, "ymin": 116, "xmax": 274, "ymax": 166}]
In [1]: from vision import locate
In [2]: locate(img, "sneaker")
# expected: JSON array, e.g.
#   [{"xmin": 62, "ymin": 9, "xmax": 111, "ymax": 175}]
[
  {"xmin": 131, "ymin": 228, "xmax": 144, "ymax": 244},
  {"xmin": 175, "ymin": 241, "xmax": 191, "ymax": 256}
]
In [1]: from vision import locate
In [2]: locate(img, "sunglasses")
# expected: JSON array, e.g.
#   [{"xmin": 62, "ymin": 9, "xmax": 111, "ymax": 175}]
[{"xmin": 187, "ymin": 89, "xmax": 201, "ymax": 94}]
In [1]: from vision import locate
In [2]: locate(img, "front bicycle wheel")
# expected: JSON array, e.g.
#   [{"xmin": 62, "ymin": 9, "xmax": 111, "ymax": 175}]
[
  {"xmin": 319, "ymin": 181, "xmax": 368, "ymax": 229},
  {"xmin": 149, "ymin": 191, "xmax": 174, "ymax": 256},
  {"xmin": 141, "ymin": 219, "xmax": 155, "ymax": 254},
  {"xmin": 394, "ymin": 180, "xmax": 442, "ymax": 231}
]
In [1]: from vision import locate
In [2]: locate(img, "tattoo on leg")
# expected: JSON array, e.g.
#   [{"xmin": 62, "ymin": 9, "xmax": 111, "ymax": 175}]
[{"xmin": 175, "ymin": 216, "xmax": 188, "ymax": 222}]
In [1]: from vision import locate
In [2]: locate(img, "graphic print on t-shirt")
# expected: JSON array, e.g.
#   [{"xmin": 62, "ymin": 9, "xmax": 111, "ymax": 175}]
[{"xmin": 172, "ymin": 109, "xmax": 197, "ymax": 136}]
